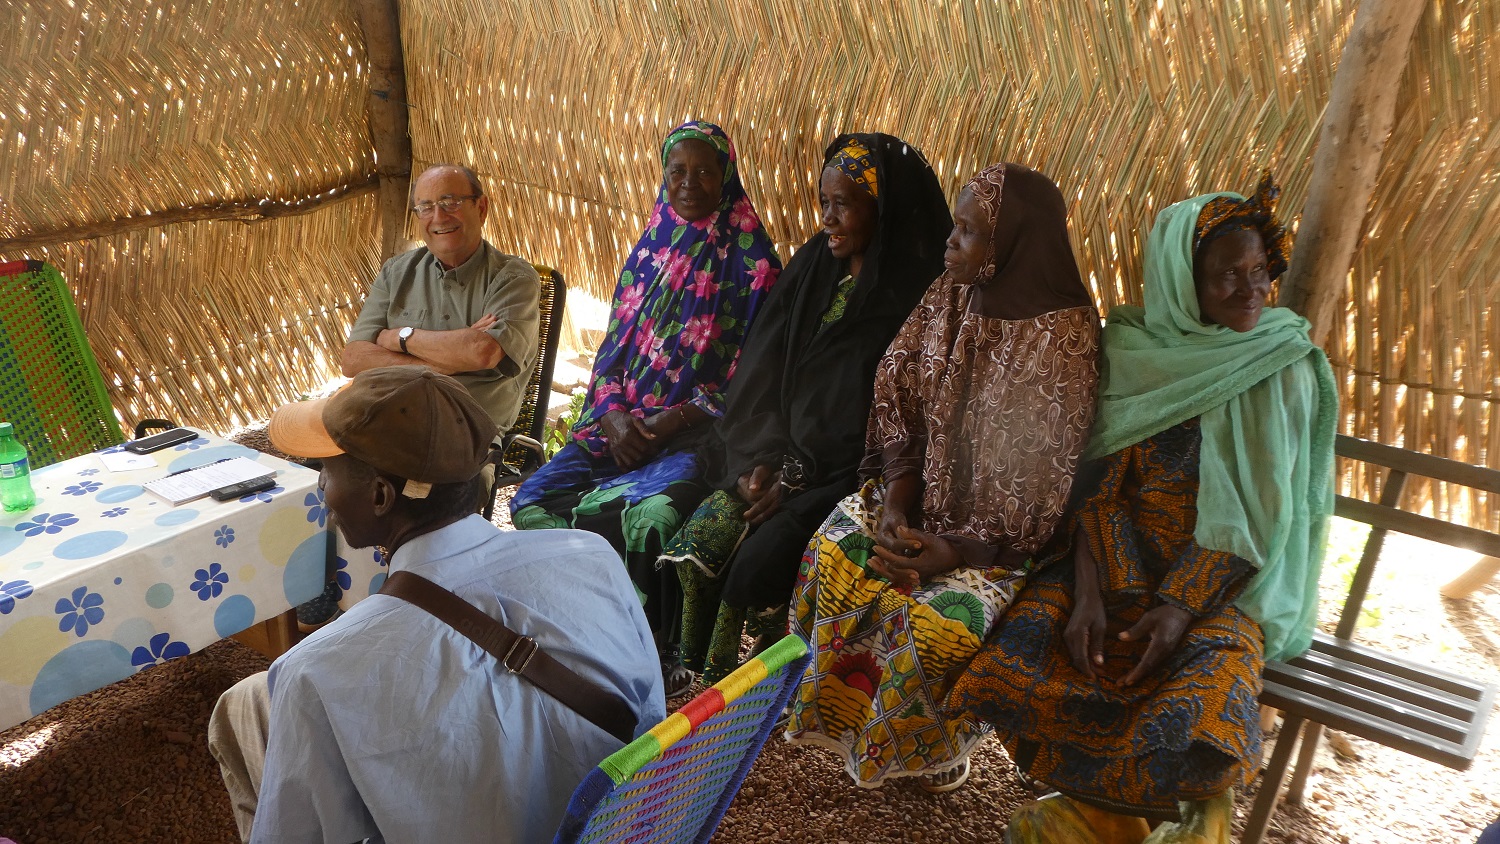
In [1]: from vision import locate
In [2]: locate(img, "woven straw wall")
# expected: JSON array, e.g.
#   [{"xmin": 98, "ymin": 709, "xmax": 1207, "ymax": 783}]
[
  {"xmin": 402, "ymin": 0, "xmax": 1496, "ymax": 527},
  {"xmin": 404, "ymin": 0, "xmax": 1351, "ymax": 309},
  {"xmin": 0, "ymin": 0, "xmax": 381, "ymax": 432},
  {"xmin": 0, "ymin": 0, "xmax": 1493, "ymax": 524},
  {"xmin": 1330, "ymin": 1, "xmax": 1498, "ymax": 529},
  {"xmin": 13, "ymin": 200, "xmax": 381, "ymax": 428}
]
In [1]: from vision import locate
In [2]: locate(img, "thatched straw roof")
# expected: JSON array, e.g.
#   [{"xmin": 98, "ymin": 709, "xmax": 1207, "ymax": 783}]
[
  {"xmin": 0, "ymin": 0, "xmax": 380, "ymax": 429},
  {"xmin": 0, "ymin": 0, "xmax": 1494, "ymax": 525}
]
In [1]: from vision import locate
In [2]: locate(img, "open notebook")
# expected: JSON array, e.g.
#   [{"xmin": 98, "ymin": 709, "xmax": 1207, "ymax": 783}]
[{"xmin": 142, "ymin": 457, "xmax": 276, "ymax": 505}]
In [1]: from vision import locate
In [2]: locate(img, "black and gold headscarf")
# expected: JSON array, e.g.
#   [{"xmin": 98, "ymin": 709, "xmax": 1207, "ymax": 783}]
[
  {"xmin": 827, "ymin": 138, "xmax": 880, "ymax": 199},
  {"xmin": 701, "ymin": 133, "xmax": 951, "ymax": 493},
  {"xmin": 1193, "ymin": 170, "xmax": 1292, "ymax": 279}
]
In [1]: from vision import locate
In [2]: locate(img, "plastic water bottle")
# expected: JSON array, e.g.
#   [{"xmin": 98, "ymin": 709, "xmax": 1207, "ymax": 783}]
[{"xmin": 0, "ymin": 422, "xmax": 37, "ymax": 513}]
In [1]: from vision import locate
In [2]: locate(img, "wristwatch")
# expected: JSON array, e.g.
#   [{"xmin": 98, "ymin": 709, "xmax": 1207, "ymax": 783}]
[{"xmin": 397, "ymin": 326, "xmax": 414, "ymax": 354}]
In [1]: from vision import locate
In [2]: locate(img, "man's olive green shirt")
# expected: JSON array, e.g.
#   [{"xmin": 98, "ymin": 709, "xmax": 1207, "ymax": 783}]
[{"xmin": 348, "ymin": 242, "xmax": 541, "ymax": 430}]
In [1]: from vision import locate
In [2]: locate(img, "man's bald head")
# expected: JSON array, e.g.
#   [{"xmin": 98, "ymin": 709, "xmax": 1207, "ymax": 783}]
[
  {"xmin": 411, "ymin": 164, "xmax": 490, "ymax": 269},
  {"xmin": 412, "ymin": 164, "xmax": 483, "ymax": 203}
]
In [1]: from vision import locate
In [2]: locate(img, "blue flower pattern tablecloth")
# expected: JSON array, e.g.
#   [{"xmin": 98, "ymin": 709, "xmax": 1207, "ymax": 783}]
[
  {"xmin": 312, "ymin": 493, "xmax": 390, "ymax": 610},
  {"xmin": 0, "ymin": 434, "xmax": 380, "ymax": 731}
]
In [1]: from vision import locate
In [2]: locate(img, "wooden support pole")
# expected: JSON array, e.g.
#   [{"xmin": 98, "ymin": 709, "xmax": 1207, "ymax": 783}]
[
  {"xmin": 0, "ymin": 178, "xmax": 379, "ymax": 252},
  {"xmin": 355, "ymin": 0, "xmax": 413, "ymax": 263},
  {"xmin": 1243, "ymin": 714, "xmax": 1307, "ymax": 844},
  {"xmin": 1440, "ymin": 555, "xmax": 1500, "ymax": 600},
  {"xmin": 267, "ymin": 609, "xmax": 299, "ymax": 657},
  {"xmin": 1337, "ymin": 469, "xmax": 1407, "ymax": 639},
  {"xmin": 1281, "ymin": 0, "xmax": 1425, "ymax": 345}
]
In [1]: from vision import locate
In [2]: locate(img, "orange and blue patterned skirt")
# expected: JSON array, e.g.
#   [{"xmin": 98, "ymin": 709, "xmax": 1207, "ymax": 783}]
[{"xmin": 947, "ymin": 420, "xmax": 1264, "ymax": 820}]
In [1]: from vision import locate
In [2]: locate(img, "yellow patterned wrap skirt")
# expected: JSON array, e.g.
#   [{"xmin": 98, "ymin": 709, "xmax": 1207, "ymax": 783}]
[{"xmin": 786, "ymin": 486, "xmax": 1026, "ymax": 786}]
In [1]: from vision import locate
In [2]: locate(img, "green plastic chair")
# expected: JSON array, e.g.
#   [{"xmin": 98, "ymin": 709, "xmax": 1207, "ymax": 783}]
[{"xmin": 0, "ymin": 259, "xmax": 146, "ymax": 467}]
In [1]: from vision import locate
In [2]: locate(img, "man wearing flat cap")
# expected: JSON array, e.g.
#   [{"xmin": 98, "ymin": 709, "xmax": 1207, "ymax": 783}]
[{"xmin": 208, "ymin": 366, "xmax": 666, "ymax": 844}]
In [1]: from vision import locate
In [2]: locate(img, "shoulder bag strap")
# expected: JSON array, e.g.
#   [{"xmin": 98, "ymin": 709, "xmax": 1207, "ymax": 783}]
[{"xmin": 379, "ymin": 570, "xmax": 637, "ymax": 745}]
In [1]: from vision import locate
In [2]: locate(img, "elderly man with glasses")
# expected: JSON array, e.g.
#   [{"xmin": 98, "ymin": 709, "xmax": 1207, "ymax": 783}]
[{"xmin": 342, "ymin": 163, "xmax": 541, "ymax": 431}]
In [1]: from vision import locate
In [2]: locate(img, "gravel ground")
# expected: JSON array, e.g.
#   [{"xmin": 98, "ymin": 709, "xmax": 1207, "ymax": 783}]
[
  {"xmin": 0, "ymin": 640, "xmax": 267, "ymax": 843},
  {"xmin": 2, "ymin": 510, "xmax": 1494, "ymax": 842}
]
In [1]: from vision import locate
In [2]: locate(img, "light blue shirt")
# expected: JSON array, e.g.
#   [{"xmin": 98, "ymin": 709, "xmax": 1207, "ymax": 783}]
[{"xmin": 251, "ymin": 518, "xmax": 666, "ymax": 844}]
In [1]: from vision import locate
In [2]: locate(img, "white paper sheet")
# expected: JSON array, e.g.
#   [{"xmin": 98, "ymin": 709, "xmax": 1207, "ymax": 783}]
[{"xmin": 98, "ymin": 451, "xmax": 160, "ymax": 472}]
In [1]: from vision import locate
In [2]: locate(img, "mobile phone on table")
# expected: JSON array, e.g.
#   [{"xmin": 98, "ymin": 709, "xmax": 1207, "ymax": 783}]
[{"xmin": 124, "ymin": 428, "xmax": 198, "ymax": 454}]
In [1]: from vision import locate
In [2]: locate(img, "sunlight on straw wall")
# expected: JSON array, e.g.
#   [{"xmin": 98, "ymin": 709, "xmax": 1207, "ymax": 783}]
[
  {"xmin": 0, "ymin": 0, "xmax": 374, "ymax": 238},
  {"xmin": 401, "ymin": 0, "xmax": 1355, "ymax": 308},
  {"xmin": 1331, "ymin": 0, "xmax": 1498, "ymax": 528},
  {"xmin": 0, "ymin": 0, "xmax": 382, "ymax": 432},
  {"xmin": 3, "ymin": 195, "xmax": 382, "ymax": 432},
  {"xmin": 402, "ymin": 0, "xmax": 1495, "ymax": 526}
]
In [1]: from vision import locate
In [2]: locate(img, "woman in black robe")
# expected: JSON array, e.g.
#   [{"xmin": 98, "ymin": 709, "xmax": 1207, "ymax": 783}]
[{"xmin": 662, "ymin": 133, "xmax": 953, "ymax": 683}]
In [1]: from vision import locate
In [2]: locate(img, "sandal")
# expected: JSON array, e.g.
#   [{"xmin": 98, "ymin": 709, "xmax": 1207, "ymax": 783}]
[
  {"xmin": 295, "ymin": 580, "xmax": 344, "ymax": 634},
  {"xmin": 919, "ymin": 758, "xmax": 971, "ymax": 794},
  {"xmin": 661, "ymin": 658, "xmax": 694, "ymax": 699},
  {"xmin": 1016, "ymin": 767, "xmax": 1050, "ymax": 793},
  {"xmin": 749, "ymin": 631, "xmax": 782, "ymax": 658},
  {"xmin": 772, "ymin": 705, "xmax": 793, "ymax": 732}
]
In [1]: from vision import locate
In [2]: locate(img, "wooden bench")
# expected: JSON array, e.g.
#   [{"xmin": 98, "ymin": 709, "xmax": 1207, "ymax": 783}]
[{"xmin": 1244, "ymin": 434, "xmax": 1500, "ymax": 844}]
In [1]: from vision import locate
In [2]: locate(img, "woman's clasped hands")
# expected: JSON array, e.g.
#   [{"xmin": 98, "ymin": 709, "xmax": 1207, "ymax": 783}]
[
  {"xmin": 736, "ymin": 464, "xmax": 784, "ymax": 525},
  {"xmin": 866, "ymin": 504, "xmax": 961, "ymax": 589},
  {"xmin": 1063, "ymin": 525, "xmax": 1193, "ymax": 687},
  {"xmin": 600, "ymin": 409, "xmax": 658, "ymax": 470}
]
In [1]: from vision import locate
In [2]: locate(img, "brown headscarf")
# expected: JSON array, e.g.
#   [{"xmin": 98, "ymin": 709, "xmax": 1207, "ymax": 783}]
[
  {"xmin": 967, "ymin": 163, "xmax": 1096, "ymax": 320},
  {"xmin": 863, "ymin": 163, "xmax": 1101, "ymax": 565}
]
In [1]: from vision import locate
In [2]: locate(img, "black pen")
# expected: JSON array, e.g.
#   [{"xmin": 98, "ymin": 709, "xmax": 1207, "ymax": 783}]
[{"xmin": 162, "ymin": 457, "xmax": 234, "ymax": 478}]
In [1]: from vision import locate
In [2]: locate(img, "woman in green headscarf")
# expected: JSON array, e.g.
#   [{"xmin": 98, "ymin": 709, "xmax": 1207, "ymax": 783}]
[{"xmin": 947, "ymin": 174, "xmax": 1337, "ymax": 844}]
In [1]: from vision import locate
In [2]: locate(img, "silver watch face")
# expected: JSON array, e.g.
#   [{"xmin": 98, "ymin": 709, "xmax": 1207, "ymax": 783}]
[{"xmin": 399, "ymin": 326, "xmax": 414, "ymax": 338}]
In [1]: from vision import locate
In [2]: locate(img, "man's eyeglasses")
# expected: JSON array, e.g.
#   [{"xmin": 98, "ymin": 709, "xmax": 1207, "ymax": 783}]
[{"xmin": 411, "ymin": 194, "xmax": 481, "ymax": 217}]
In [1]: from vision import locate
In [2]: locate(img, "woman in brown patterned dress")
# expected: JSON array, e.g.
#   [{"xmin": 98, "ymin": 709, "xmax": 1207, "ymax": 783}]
[{"xmin": 785, "ymin": 163, "xmax": 1101, "ymax": 792}]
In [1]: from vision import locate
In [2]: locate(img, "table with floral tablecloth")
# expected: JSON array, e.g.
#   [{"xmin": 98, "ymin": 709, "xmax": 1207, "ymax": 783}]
[{"xmin": 0, "ymin": 432, "xmax": 385, "ymax": 731}]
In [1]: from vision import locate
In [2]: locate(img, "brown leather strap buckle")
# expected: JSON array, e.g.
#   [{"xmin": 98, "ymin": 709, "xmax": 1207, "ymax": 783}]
[
  {"xmin": 379, "ymin": 570, "xmax": 637, "ymax": 743},
  {"xmin": 503, "ymin": 636, "xmax": 538, "ymax": 673}
]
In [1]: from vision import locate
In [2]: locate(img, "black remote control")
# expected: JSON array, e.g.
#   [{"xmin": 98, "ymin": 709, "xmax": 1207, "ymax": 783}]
[{"xmin": 209, "ymin": 475, "xmax": 276, "ymax": 501}]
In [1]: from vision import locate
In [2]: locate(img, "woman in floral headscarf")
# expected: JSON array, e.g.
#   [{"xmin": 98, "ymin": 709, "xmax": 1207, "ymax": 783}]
[
  {"xmin": 786, "ymin": 163, "xmax": 1100, "ymax": 793},
  {"xmin": 512, "ymin": 121, "xmax": 780, "ymax": 696},
  {"xmin": 948, "ymin": 174, "xmax": 1337, "ymax": 843}
]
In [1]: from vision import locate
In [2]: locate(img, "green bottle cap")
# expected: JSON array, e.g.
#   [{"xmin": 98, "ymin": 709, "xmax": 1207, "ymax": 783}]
[{"xmin": 0, "ymin": 422, "xmax": 11, "ymax": 437}]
